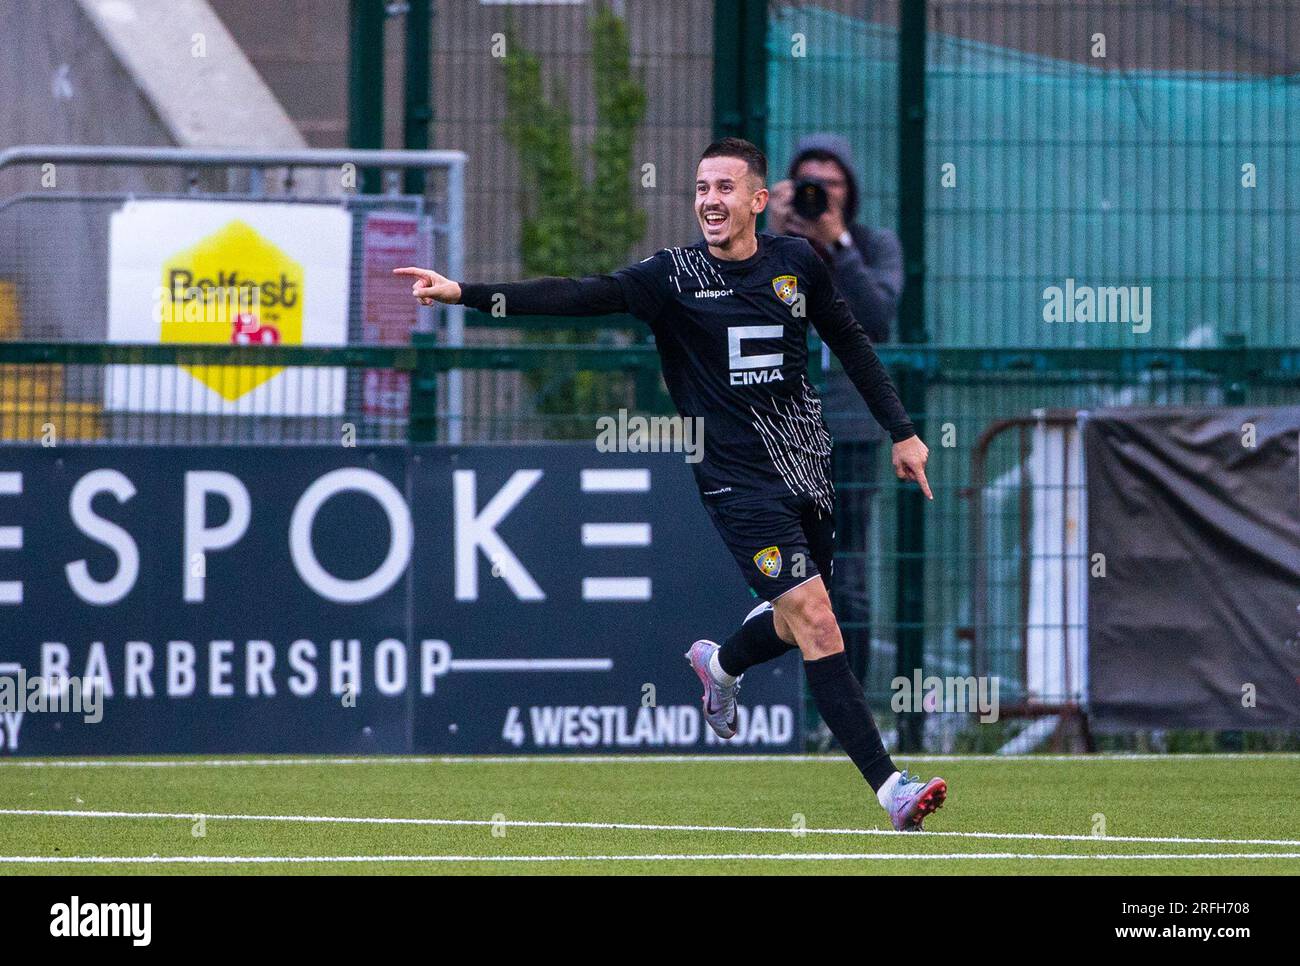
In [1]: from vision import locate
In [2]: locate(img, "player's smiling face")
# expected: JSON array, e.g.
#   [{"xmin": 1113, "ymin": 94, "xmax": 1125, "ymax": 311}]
[{"xmin": 695, "ymin": 156, "xmax": 767, "ymax": 255}]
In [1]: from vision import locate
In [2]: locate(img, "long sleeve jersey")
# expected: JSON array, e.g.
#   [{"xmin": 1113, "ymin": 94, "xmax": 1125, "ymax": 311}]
[{"xmin": 459, "ymin": 232, "xmax": 915, "ymax": 510}]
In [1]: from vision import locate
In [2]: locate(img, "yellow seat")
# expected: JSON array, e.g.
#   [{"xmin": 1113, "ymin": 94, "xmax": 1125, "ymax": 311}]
[
  {"xmin": 0, "ymin": 365, "xmax": 65, "ymax": 402},
  {"xmin": 0, "ymin": 401, "xmax": 104, "ymax": 441}
]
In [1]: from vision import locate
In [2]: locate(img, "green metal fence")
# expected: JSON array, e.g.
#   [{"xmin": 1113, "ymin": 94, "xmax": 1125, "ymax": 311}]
[
  {"xmin": 1, "ymin": 0, "xmax": 1297, "ymax": 752},
  {"xmin": 755, "ymin": 0, "xmax": 1300, "ymax": 750}
]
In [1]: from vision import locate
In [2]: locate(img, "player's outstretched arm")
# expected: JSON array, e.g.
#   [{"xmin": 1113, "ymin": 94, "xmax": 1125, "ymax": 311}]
[
  {"xmin": 393, "ymin": 266, "xmax": 460, "ymax": 305},
  {"xmin": 393, "ymin": 267, "xmax": 630, "ymax": 317}
]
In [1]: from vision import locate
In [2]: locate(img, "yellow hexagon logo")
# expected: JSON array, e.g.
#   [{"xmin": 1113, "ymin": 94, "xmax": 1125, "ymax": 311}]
[{"xmin": 160, "ymin": 220, "xmax": 304, "ymax": 400}]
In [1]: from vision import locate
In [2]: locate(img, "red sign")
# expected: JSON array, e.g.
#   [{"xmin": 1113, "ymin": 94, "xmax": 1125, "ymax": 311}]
[{"xmin": 360, "ymin": 213, "xmax": 424, "ymax": 417}]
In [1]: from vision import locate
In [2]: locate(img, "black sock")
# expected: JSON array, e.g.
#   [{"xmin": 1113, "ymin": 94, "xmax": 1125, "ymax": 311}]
[
  {"xmin": 803, "ymin": 651, "xmax": 897, "ymax": 791},
  {"xmin": 717, "ymin": 606, "xmax": 796, "ymax": 677}
]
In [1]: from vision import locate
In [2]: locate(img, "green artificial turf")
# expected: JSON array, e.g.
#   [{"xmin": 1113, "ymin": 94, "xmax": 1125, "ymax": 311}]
[{"xmin": 0, "ymin": 754, "xmax": 1296, "ymax": 875}]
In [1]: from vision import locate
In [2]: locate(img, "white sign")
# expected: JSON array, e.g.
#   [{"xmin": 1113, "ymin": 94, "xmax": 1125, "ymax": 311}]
[{"xmin": 105, "ymin": 200, "xmax": 351, "ymax": 415}]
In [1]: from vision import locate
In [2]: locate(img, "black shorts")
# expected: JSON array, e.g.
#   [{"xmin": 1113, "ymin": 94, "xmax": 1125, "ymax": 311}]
[{"xmin": 702, "ymin": 492, "xmax": 836, "ymax": 602}]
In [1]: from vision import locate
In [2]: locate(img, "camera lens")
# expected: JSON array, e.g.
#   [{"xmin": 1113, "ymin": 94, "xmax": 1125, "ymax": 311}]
[{"xmin": 793, "ymin": 178, "xmax": 829, "ymax": 220}]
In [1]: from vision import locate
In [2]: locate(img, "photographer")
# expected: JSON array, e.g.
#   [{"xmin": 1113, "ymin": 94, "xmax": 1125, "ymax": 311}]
[
  {"xmin": 768, "ymin": 133, "xmax": 905, "ymax": 690},
  {"xmin": 767, "ymin": 133, "xmax": 903, "ymax": 345}
]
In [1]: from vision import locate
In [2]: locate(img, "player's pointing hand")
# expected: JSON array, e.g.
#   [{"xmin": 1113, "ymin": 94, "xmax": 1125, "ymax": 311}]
[
  {"xmin": 892, "ymin": 435, "xmax": 933, "ymax": 500},
  {"xmin": 393, "ymin": 266, "xmax": 462, "ymax": 306}
]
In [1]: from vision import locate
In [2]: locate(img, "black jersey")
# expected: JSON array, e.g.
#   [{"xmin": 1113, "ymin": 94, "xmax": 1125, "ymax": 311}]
[{"xmin": 459, "ymin": 232, "xmax": 915, "ymax": 510}]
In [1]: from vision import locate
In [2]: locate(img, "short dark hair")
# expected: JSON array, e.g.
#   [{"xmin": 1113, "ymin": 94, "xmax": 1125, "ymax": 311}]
[{"xmin": 699, "ymin": 137, "xmax": 767, "ymax": 183}]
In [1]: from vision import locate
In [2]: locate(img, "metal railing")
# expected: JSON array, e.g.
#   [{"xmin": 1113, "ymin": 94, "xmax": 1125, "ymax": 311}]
[
  {"xmin": 0, "ymin": 144, "xmax": 470, "ymax": 439},
  {"xmin": 4, "ymin": 339, "xmax": 1292, "ymax": 443},
  {"xmin": 0, "ymin": 338, "xmax": 665, "ymax": 445}
]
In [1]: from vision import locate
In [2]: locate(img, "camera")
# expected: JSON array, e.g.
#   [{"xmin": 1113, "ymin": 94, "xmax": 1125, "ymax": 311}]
[{"xmin": 792, "ymin": 177, "xmax": 829, "ymax": 220}]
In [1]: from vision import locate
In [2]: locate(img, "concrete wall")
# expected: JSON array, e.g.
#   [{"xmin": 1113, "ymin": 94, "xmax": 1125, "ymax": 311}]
[
  {"xmin": 0, "ymin": 0, "xmax": 172, "ymax": 185},
  {"xmin": 207, "ymin": 0, "xmax": 716, "ymax": 279},
  {"xmin": 0, "ymin": 0, "xmax": 310, "ymax": 339}
]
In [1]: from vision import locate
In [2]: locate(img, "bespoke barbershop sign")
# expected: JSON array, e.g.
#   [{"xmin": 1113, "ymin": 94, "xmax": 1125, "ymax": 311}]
[{"xmin": 0, "ymin": 445, "xmax": 800, "ymax": 754}]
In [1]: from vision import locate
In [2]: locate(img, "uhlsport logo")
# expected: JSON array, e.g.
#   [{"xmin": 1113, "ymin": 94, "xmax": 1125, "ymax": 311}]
[
  {"xmin": 159, "ymin": 219, "xmax": 304, "ymax": 400},
  {"xmin": 771, "ymin": 274, "xmax": 798, "ymax": 306},
  {"xmin": 753, "ymin": 545, "xmax": 782, "ymax": 578}
]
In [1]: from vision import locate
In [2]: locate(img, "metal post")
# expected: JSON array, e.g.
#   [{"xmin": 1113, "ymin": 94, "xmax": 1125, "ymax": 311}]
[
  {"xmin": 403, "ymin": 0, "xmax": 432, "ymax": 197},
  {"xmin": 712, "ymin": 0, "xmax": 767, "ymax": 230},
  {"xmin": 1216, "ymin": 326, "xmax": 1248, "ymax": 752},
  {"xmin": 895, "ymin": 0, "xmax": 928, "ymax": 753},
  {"xmin": 444, "ymin": 155, "xmax": 466, "ymax": 443},
  {"xmin": 349, "ymin": 0, "xmax": 386, "ymax": 194},
  {"xmin": 1222, "ymin": 331, "xmax": 1248, "ymax": 405},
  {"xmin": 712, "ymin": 0, "xmax": 768, "ymax": 148},
  {"xmin": 409, "ymin": 333, "xmax": 439, "ymax": 444}
]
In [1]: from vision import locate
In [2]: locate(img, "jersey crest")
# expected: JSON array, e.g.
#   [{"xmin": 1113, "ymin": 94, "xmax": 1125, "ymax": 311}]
[
  {"xmin": 771, "ymin": 275, "xmax": 798, "ymax": 306},
  {"xmin": 753, "ymin": 545, "xmax": 783, "ymax": 578}
]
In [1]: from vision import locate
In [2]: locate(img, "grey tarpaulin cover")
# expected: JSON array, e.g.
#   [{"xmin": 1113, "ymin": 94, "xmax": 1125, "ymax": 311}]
[{"xmin": 1085, "ymin": 406, "xmax": 1300, "ymax": 730}]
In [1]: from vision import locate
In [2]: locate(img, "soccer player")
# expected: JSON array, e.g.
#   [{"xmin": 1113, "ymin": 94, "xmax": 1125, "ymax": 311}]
[{"xmin": 395, "ymin": 137, "xmax": 947, "ymax": 830}]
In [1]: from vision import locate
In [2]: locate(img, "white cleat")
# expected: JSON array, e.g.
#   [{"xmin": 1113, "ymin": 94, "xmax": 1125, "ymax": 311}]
[{"xmin": 685, "ymin": 639, "xmax": 740, "ymax": 739}]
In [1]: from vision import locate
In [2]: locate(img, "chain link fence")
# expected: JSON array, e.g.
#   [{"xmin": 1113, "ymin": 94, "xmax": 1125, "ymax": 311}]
[
  {"xmin": 767, "ymin": 0, "xmax": 1300, "ymax": 749},
  {"xmin": 0, "ymin": 145, "xmax": 472, "ymax": 445}
]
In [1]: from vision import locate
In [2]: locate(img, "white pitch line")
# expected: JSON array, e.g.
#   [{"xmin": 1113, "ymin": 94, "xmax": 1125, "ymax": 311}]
[
  {"xmin": 3, "ymin": 808, "xmax": 1299, "ymax": 849},
  {"xmin": 0, "ymin": 752, "xmax": 1297, "ymax": 768},
  {"xmin": 0, "ymin": 852, "xmax": 1297, "ymax": 865}
]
